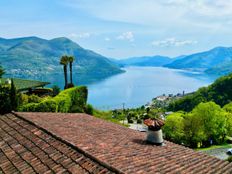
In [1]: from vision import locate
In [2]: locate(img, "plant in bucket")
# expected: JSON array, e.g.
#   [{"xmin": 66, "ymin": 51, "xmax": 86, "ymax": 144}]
[{"xmin": 144, "ymin": 118, "xmax": 165, "ymax": 145}]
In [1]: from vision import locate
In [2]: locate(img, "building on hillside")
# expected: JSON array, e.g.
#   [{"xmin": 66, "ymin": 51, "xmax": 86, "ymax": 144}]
[
  {"xmin": 0, "ymin": 112, "xmax": 232, "ymax": 174},
  {"xmin": 0, "ymin": 78, "xmax": 50, "ymax": 95}
]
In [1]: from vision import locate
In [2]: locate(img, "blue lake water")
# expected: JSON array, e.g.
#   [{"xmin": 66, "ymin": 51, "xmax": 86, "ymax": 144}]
[{"xmin": 86, "ymin": 67, "xmax": 215, "ymax": 110}]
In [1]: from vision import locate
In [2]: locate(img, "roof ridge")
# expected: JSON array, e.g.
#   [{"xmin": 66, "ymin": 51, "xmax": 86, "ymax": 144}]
[{"xmin": 11, "ymin": 112, "xmax": 124, "ymax": 174}]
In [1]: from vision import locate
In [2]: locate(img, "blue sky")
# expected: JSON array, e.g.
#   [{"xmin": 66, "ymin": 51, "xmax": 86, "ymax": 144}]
[{"xmin": 1, "ymin": 0, "xmax": 232, "ymax": 59}]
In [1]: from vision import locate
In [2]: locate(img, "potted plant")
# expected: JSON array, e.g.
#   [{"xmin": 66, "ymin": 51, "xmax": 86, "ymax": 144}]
[{"xmin": 144, "ymin": 118, "xmax": 165, "ymax": 145}]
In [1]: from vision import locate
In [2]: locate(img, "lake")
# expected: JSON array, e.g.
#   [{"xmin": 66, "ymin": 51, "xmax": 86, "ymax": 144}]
[{"xmin": 86, "ymin": 67, "xmax": 215, "ymax": 110}]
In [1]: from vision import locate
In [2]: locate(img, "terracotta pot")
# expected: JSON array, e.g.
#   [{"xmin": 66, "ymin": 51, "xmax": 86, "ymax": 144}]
[{"xmin": 146, "ymin": 129, "xmax": 163, "ymax": 145}]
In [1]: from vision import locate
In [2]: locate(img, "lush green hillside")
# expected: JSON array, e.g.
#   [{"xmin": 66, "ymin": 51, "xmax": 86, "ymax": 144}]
[
  {"xmin": 164, "ymin": 47, "xmax": 232, "ymax": 71},
  {"xmin": 0, "ymin": 36, "xmax": 123, "ymax": 80},
  {"xmin": 117, "ymin": 55, "xmax": 173, "ymax": 67},
  {"xmin": 168, "ymin": 73, "xmax": 232, "ymax": 112}
]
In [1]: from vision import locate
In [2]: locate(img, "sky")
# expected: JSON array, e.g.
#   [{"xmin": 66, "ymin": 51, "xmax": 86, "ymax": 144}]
[{"xmin": 1, "ymin": 0, "xmax": 232, "ymax": 59}]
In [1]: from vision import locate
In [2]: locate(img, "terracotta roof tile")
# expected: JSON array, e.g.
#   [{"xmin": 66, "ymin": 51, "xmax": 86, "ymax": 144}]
[
  {"xmin": 1, "ymin": 112, "xmax": 232, "ymax": 173},
  {"xmin": 10, "ymin": 112, "xmax": 232, "ymax": 174},
  {"xmin": 0, "ymin": 113, "xmax": 116, "ymax": 174}
]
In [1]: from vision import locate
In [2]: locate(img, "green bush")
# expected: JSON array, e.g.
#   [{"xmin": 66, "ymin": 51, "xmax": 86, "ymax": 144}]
[
  {"xmin": 0, "ymin": 80, "xmax": 18, "ymax": 114},
  {"xmin": 36, "ymin": 99, "xmax": 57, "ymax": 112},
  {"xmin": 19, "ymin": 86, "xmax": 88, "ymax": 113},
  {"xmin": 137, "ymin": 119, "xmax": 142, "ymax": 124},
  {"xmin": 19, "ymin": 103, "xmax": 38, "ymax": 112},
  {"xmin": 227, "ymin": 156, "xmax": 232, "ymax": 163},
  {"xmin": 0, "ymin": 86, "xmax": 12, "ymax": 114},
  {"xmin": 84, "ymin": 104, "xmax": 94, "ymax": 115},
  {"xmin": 28, "ymin": 94, "xmax": 42, "ymax": 103},
  {"xmin": 52, "ymin": 85, "xmax": 60, "ymax": 96},
  {"xmin": 18, "ymin": 93, "xmax": 29, "ymax": 105}
]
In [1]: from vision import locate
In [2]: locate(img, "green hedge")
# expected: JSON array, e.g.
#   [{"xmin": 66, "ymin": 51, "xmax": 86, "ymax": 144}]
[{"xmin": 19, "ymin": 86, "xmax": 88, "ymax": 113}]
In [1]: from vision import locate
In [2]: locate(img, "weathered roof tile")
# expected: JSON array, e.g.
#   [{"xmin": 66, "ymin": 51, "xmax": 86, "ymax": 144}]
[
  {"xmin": 1, "ymin": 112, "xmax": 232, "ymax": 174},
  {"xmin": 0, "ymin": 113, "xmax": 115, "ymax": 174}
]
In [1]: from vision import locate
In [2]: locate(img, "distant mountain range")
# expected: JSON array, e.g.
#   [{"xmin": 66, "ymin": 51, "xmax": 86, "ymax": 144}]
[
  {"xmin": 0, "ymin": 36, "xmax": 123, "ymax": 81},
  {"xmin": 117, "ymin": 46, "xmax": 232, "ymax": 75},
  {"xmin": 116, "ymin": 56, "xmax": 172, "ymax": 67},
  {"xmin": 1, "ymin": 36, "xmax": 232, "ymax": 83}
]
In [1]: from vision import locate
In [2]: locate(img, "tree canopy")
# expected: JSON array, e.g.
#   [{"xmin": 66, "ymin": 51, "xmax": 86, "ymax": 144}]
[{"xmin": 163, "ymin": 101, "xmax": 232, "ymax": 148}]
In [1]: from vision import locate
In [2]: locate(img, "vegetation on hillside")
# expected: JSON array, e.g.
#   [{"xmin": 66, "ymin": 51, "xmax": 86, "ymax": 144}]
[
  {"xmin": 0, "ymin": 79, "xmax": 18, "ymax": 114},
  {"xmin": 163, "ymin": 101, "xmax": 232, "ymax": 148},
  {"xmin": 0, "ymin": 64, "xmax": 4, "ymax": 78},
  {"xmin": 168, "ymin": 73, "xmax": 232, "ymax": 112},
  {"xmin": 0, "ymin": 37, "xmax": 123, "ymax": 80},
  {"xmin": 18, "ymin": 86, "xmax": 89, "ymax": 113}
]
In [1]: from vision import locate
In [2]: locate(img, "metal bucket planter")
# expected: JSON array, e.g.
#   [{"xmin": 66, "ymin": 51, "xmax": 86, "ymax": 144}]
[{"xmin": 146, "ymin": 129, "xmax": 163, "ymax": 145}]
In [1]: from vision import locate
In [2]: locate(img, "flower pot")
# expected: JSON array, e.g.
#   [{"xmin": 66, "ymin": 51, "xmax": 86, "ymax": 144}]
[{"xmin": 146, "ymin": 129, "xmax": 163, "ymax": 145}]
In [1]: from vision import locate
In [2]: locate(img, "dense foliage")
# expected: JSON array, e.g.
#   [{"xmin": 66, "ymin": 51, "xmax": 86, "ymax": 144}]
[
  {"xmin": 163, "ymin": 102, "xmax": 232, "ymax": 148},
  {"xmin": 19, "ymin": 86, "xmax": 88, "ymax": 113},
  {"xmin": 0, "ymin": 64, "xmax": 4, "ymax": 78},
  {"xmin": 0, "ymin": 79, "xmax": 18, "ymax": 114},
  {"xmin": 168, "ymin": 73, "xmax": 232, "ymax": 112}
]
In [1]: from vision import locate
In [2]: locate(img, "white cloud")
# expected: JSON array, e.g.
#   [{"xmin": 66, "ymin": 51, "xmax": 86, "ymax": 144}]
[
  {"xmin": 69, "ymin": 32, "xmax": 91, "ymax": 39},
  {"xmin": 152, "ymin": 38, "xmax": 198, "ymax": 47},
  {"xmin": 104, "ymin": 37, "xmax": 110, "ymax": 41},
  {"xmin": 64, "ymin": 0, "xmax": 232, "ymax": 31},
  {"xmin": 116, "ymin": 31, "xmax": 134, "ymax": 42}
]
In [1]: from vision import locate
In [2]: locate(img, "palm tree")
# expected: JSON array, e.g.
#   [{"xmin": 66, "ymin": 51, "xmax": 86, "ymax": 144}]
[
  {"xmin": 60, "ymin": 55, "xmax": 69, "ymax": 89},
  {"xmin": 68, "ymin": 56, "xmax": 75, "ymax": 85}
]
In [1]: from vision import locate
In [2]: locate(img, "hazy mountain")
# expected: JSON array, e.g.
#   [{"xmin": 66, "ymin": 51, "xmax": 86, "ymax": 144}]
[
  {"xmin": 205, "ymin": 61, "xmax": 232, "ymax": 75},
  {"xmin": 0, "ymin": 36, "xmax": 123, "ymax": 81},
  {"xmin": 117, "ymin": 56, "xmax": 173, "ymax": 67},
  {"xmin": 164, "ymin": 47, "xmax": 232, "ymax": 71}
]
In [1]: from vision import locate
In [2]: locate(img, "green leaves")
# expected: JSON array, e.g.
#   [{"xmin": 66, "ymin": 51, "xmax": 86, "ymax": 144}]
[
  {"xmin": 164, "ymin": 101, "xmax": 231, "ymax": 148},
  {"xmin": 19, "ymin": 86, "xmax": 88, "ymax": 113}
]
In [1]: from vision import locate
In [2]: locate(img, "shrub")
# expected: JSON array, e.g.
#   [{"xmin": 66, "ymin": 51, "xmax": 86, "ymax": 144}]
[
  {"xmin": 19, "ymin": 103, "xmax": 38, "ymax": 112},
  {"xmin": 52, "ymin": 85, "xmax": 60, "ymax": 96},
  {"xmin": 18, "ymin": 93, "xmax": 29, "ymax": 105},
  {"xmin": 0, "ymin": 80, "xmax": 18, "ymax": 114},
  {"xmin": 84, "ymin": 104, "xmax": 94, "ymax": 115},
  {"xmin": 227, "ymin": 156, "xmax": 232, "ymax": 163},
  {"xmin": 36, "ymin": 99, "xmax": 57, "ymax": 112},
  {"xmin": 28, "ymin": 94, "xmax": 42, "ymax": 103},
  {"xmin": 137, "ymin": 119, "xmax": 142, "ymax": 124},
  {"xmin": 19, "ymin": 86, "xmax": 88, "ymax": 113},
  {"xmin": 0, "ymin": 86, "xmax": 11, "ymax": 114}
]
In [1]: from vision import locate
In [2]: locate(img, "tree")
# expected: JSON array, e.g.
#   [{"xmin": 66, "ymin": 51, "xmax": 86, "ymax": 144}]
[
  {"xmin": 189, "ymin": 102, "xmax": 227, "ymax": 146},
  {"xmin": 68, "ymin": 56, "xmax": 75, "ymax": 85},
  {"xmin": 0, "ymin": 64, "xmax": 5, "ymax": 78},
  {"xmin": 163, "ymin": 112, "xmax": 185, "ymax": 144},
  {"xmin": 60, "ymin": 55, "xmax": 69, "ymax": 89},
  {"xmin": 10, "ymin": 79, "xmax": 18, "ymax": 111},
  {"xmin": 223, "ymin": 102, "xmax": 232, "ymax": 137}
]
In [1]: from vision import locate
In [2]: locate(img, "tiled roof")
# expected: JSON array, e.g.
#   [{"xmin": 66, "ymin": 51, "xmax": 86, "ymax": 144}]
[
  {"xmin": 10, "ymin": 112, "xmax": 232, "ymax": 174},
  {"xmin": 0, "ymin": 113, "xmax": 116, "ymax": 174}
]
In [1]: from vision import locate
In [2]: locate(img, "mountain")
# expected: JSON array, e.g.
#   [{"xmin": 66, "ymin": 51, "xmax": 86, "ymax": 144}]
[
  {"xmin": 117, "ymin": 56, "xmax": 173, "ymax": 67},
  {"xmin": 0, "ymin": 36, "xmax": 123, "ymax": 81},
  {"xmin": 164, "ymin": 47, "xmax": 232, "ymax": 71}
]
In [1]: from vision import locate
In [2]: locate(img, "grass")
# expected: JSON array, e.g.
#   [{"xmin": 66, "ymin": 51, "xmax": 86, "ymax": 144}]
[{"xmin": 195, "ymin": 143, "xmax": 232, "ymax": 151}]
